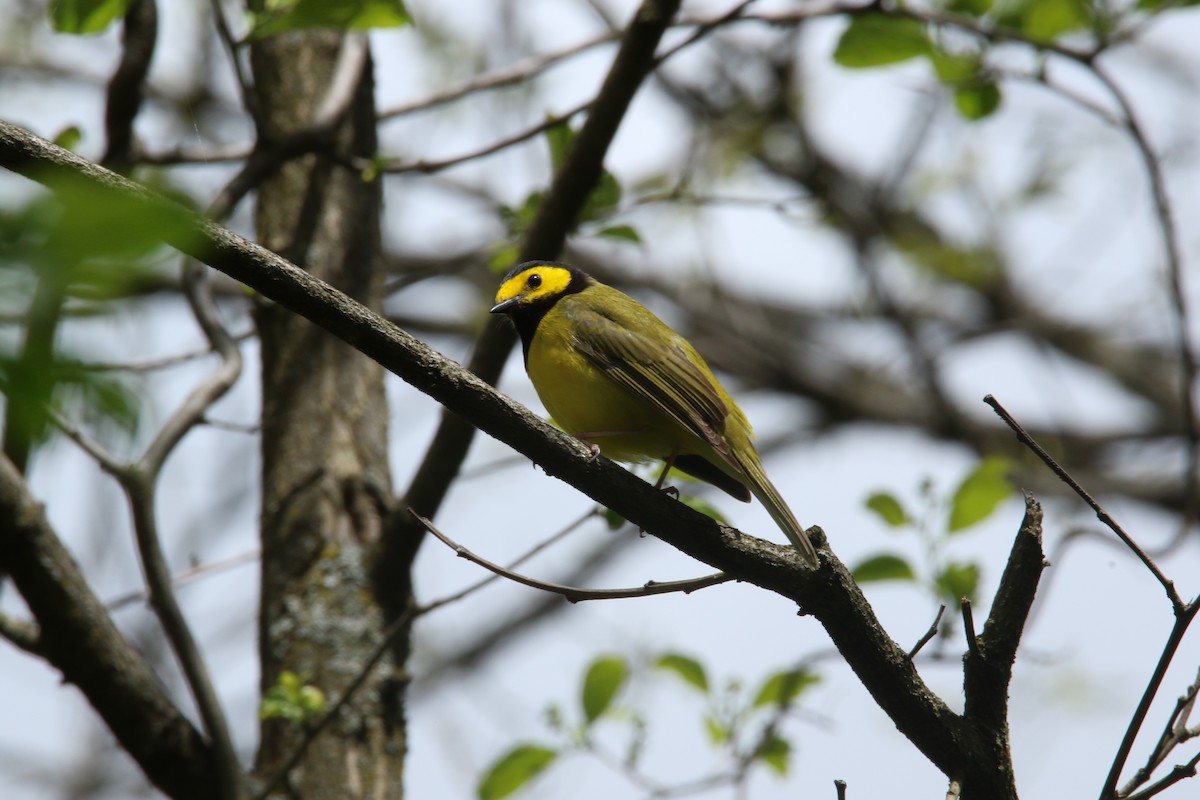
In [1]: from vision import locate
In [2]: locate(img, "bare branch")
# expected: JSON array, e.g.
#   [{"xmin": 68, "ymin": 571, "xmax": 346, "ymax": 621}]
[
  {"xmin": 1086, "ymin": 63, "xmax": 1199, "ymax": 535},
  {"xmin": 985, "ymin": 394, "xmax": 1184, "ymax": 612},
  {"xmin": 1125, "ymin": 750, "xmax": 1200, "ymax": 800},
  {"xmin": 416, "ymin": 507, "xmax": 599, "ymax": 615},
  {"xmin": 106, "ymin": 549, "xmax": 260, "ymax": 612},
  {"xmin": 960, "ymin": 599, "xmax": 979, "ymax": 658},
  {"xmin": 1101, "ymin": 596, "xmax": 1200, "ymax": 799},
  {"xmin": 414, "ymin": 510, "xmax": 732, "ymax": 602},
  {"xmin": 207, "ymin": 0, "xmax": 257, "ymax": 124},
  {"xmin": 82, "ymin": 329, "xmax": 255, "ymax": 373},
  {"xmin": 1121, "ymin": 666, "xmax": 1200, "ymax": 796},
  {"xmin": 375, "ymin": 101, "xmax": 589, "ymax": 174},
  {"xmin": 378, "ymin": 32, "xmax": 618, "ymax": 121},
  {"xmin": 909, "ymin": 605, "xmax": 947, "ymax": 660}
]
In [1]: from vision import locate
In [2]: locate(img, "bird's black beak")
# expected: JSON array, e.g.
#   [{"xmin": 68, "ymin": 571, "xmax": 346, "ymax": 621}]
[{"xmin": 489, "ymin": 298, "xmax": 519, "ymax": 315}]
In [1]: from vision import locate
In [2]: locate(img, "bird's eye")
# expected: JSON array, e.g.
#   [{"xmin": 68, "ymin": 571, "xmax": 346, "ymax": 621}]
[{"xmin": 528, "ymin": 273, "xmax": 542, "ymax": 289}]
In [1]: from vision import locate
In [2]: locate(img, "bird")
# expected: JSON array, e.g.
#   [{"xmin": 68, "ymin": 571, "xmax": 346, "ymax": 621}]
[{"xmin": 490, "ymin": 260, "xmax": 818, "ymax": 566}]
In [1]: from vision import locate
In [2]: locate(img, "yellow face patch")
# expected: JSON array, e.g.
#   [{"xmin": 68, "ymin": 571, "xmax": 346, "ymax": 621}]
[{"xmin": 494, "ymin": 265, "xmax": 574, "ymax": 307}]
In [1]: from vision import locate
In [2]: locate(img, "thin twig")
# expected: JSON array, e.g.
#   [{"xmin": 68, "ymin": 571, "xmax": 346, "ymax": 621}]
[
  {"xmin": 1101, "ymin": 596, "xmax": 1200, "ymax": 799},
  {"xmin": 1087, "ymin": 63, "xmax": 1199, "ymax": 538},
  {"xmin": 984, "ymin": 394, "xmax": 1184, "ymax": 612},
  {"xmin": 412, "ymin": 510, "xmax": 732, "ymax": 602},
  {"xmin": 1118, "ymin": 665, "xmax": 1200, "ymax": 797},
  {"xmin": 48, "ymin": 407, "xmax": 125, "ymax": 475},
  {"xmin": 83, "ymin": 329, "xmax": 255, "ymax": 373},
  {"xmin": 378, "ymin": 32, "xmax": 618, "ymax": 121},
  {"xmin": 375, "ymin": 101, "xmax": 590, "ymax": 174},
  {"xmin": 106, "ymin": 549, "xmax": 260, "ymax": 612},
  {"xmin": 960, "ymin": 599, "xmax": 978, "ymax": 658},
  {"xmin": 207, "ymin": 0, "xmax": 257, "ymax": 123},
  {"xmin": 373, "ymin": 0, "xmax": 748, "ymax": 176},
  {"xmin": 1125, "ymin": 750, "xmax": 1200, "ymax": 800},
  {"xmin": 415, "ymin": 508, "xmax": 599, "ymax": 616},
  {"xmin": 909, "ymin": 604, "xmax": 947, "ymax": 659}
]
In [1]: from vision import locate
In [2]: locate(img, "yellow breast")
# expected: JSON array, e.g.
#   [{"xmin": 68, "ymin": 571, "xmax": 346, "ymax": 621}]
[{"xmin": 527, "ymin": 302, "xmax": 688, "ymax": 464}]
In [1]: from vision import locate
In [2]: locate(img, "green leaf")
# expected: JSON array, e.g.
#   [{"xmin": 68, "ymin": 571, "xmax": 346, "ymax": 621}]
[
  {"xmin": 833, "ymin": 15, "xmax": 931, "ymax": 69},
  {"xmin": 581, "ymin": 171, "xmax": 621, "ymax": 222},
  {"xmin": 752, "ymin": 669, "xmax": 819, "ymax": 709},
  {"xmin": 954, "ymin": 82, "xmax": 1002, "ymax": 120},
  {"xmin": 935, "ymin": 561, "xmax": 981, "ymax": 604},
  {"xmin": 488, "ymin": 242, "xmax": 521, "ymax": 274},
  {"xmin": 542, "ymin": 122, "xmax": 622, "ymax": 223},
  {"xmin": 756, "ymin": 735, "xmax": 791, "ymax": 776},
  {"xmin": 1137, "ymin": 0, "xmax": 1200, "ymax": 8},
  {"xmin": 889, "ymin": 221, "xmax": 1000, "ymax": 289},
  {"xmin": 581, "ymin": 656, "xmax": 628, "ymax": 723},
  {"xmin": 477, "ymin": 745, "xmax": 557, "ymax": 800},
  {"xmin": 947, "ymin": 0, "xmax": 993, "ymax": 14},
  {"xmin": 865, "ymin": 491, "xmax": 908, "ymax": 527},
  {"xmin": 602, "ymin": 507, "xmax": 625, "ymax": 530},
  {"xmin": 596, "ymin": 224, "xmax": 641, "ymax": 243},
  {"xmin": 852, "ymin": 553, "xmax": 917, "ymax": 584},
  {"xmin": 51, "ymin": 0, "xmax": 130, "ymax": 34},
  {"xmin": 677, "ymin": 494, "xmax": 729, "ymax": 525},
  {"xmin": 259, "ymin": 671, "xmax": 324, "ymax": 723},
  {"xmin": 298, "ymin": 685, "xmax": 326, "ymax": 716},
  {"xmin": 948, "ymin": 457, "xmax": 1012, "ymax": 532},
  {"xmin": 43, "ymin": 173, "xmax": 199, "ymax": 266},
  {"xmin": 704, "ymin": 714, "xmax": 729, "ymax": 744},
  {"xmin": 654, "ymin": 653, "xmax": 709, "ymax": 693},
  {"xmin": 0, "ymin": 351, "xmax": 141, "ymax": 455},
  {"xmin": 929, "ymin": 50, "xmax": 979, "ymax": 85},
  {"xmin": 52, "ymin": 126, "xmax": 83, "ymax": 152},
  {"xmin": 546, "ymin": 121, "xmax": 574, "ymax": 171},
  {"xmin": 250, "ymin": 0, "xmax": 410, "ymax": 39},
  {"xmin": 1022, "ymin": 0, "xmax": 1090, "ymax": 41}
]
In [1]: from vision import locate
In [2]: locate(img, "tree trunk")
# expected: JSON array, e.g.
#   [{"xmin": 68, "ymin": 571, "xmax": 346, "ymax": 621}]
[{"xmin": 249, "ymin": 31, "xmax": 403, "ymax": 797}]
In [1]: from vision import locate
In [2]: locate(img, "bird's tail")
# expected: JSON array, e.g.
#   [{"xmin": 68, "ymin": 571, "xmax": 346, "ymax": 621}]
[{"xmin": 738, "ymin": 452, "xmax": 818, "ymax": 566}]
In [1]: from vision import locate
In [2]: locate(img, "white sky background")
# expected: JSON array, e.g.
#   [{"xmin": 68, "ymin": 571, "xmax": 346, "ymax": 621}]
[{"xmin": 2, "ymin": 0, "xmax": 1200, "ymax": 798}]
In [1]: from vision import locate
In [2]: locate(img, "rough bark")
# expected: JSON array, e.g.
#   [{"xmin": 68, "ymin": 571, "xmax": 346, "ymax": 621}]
[{"xmin": 248, "ymin": 32, "xmax": 401, "ymax": 797}]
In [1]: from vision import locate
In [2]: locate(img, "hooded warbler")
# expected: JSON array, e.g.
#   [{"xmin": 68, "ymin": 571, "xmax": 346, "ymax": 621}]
[{"xmin": 491, "ymin": 260, "xmax": 817, "ymax": 566}]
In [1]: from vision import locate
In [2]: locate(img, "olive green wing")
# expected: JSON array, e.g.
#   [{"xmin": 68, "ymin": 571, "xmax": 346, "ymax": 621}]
[{"xmin": 564, "ymin": 295, "xmax": 741, "ymax": 473}]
